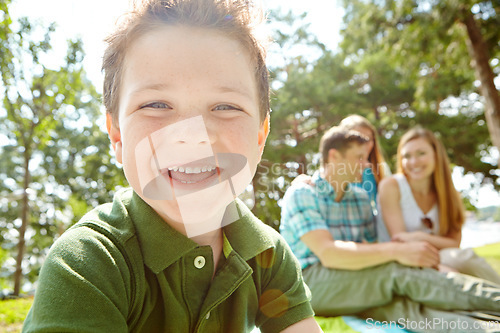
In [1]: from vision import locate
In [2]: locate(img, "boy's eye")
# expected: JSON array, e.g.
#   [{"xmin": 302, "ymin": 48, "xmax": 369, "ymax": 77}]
[
  {"xmin": 140, "ymin": 102, "xmax": 170, "ymax": 109},
  {"xmin": 213, "ymin": 104, "xmax": 243, "ymax": 112}
]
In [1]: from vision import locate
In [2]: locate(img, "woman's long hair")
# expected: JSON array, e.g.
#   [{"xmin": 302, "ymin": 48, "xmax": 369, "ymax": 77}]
[
  {"xmin": 397, "ymin": 127, "xmax": 465, "ymax": 236},
  {"xmin": 340, "ymin": 115, "xmax": 388, "ymax": 184}
]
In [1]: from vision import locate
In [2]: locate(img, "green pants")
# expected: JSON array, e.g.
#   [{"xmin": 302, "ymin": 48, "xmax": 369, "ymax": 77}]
[{"xmin": 303, "ymin": 262, "xmax": 500, "ymax": 332}]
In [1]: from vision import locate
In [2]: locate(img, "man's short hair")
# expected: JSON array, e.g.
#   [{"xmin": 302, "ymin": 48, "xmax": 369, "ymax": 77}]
[{"xmin": 319, "ymin": 126, "xmax": 368, "ymax": 166}]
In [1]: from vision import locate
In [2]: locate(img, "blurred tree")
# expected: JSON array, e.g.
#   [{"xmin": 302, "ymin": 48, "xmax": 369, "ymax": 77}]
[
  {"xmin": 0, "ymin": 12, "xmax": 126, "ymax": 295},
  {"xmin": 252, "ymin": 4, "xmax": 497, "ymax": 228},
  {"xmin": 340, "ymin": 0, "xmax": 499, "ymax": 174}
]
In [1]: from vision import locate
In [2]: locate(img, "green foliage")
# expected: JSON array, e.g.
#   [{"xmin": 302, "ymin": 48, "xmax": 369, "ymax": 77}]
[
  {"xmin": 339, "ymin": 0, "xmax": 498, "ymax": 181},
  {"xmin": 250, "ymin": 3, "xmax": 499, "ymax": 228},
  {"xmin": 0, "ymin": 7, "xmax": 126, "ymax": 292}
]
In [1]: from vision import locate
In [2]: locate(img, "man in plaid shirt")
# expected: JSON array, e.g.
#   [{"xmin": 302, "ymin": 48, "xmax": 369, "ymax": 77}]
[
  {"xmin": 280, "ymin": 126, "xmax": 500, "ymax": 329},
  {"xmin": 280, "ymin": 170, "xmax": 377, "ymax": 270}
]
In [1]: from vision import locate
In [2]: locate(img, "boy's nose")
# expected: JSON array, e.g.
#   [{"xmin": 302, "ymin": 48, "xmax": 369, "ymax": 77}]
[
  {"xmin": 166, "ymin": 115, "xmax": 214, "ymax": 146},
  {"xmin": 148, "ymin": 115, "xmax": 215, "ymax": 163}
]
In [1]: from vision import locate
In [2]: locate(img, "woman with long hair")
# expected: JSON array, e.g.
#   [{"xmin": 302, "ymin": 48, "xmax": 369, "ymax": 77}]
[
  {"xmin": 377, "ymin": 126, "xmax": 500, "ymax": 283},
  {"xmin": 339, "ymin": 115, "xmax": 389, "ymax": 206}
]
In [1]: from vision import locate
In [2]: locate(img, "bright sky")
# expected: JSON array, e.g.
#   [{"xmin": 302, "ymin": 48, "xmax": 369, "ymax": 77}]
[
  {"xmin": 10, "ymin": 0, "xmax": 344, "ymax": 93},
  {"xmin": 9, "ymin": 0, "xmax": 500, "ymax": 208}
]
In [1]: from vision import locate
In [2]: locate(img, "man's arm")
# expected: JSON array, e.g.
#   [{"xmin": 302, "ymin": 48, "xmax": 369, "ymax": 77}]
[{"xmin": 301, "ymin": 229, "xmax": 440, "ymax": 270}]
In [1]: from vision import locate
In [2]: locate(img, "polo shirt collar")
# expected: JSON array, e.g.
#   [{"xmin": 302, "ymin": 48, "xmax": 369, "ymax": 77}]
[
  {"xmin": 126, "ymin": 191, "xmax": 274, "ymax": 273},
  {"xmin": 223, "ymin": 201, "xmax": 275, "ymax": 261},
  {"xmin": 128, "ymin": 191, "xmax": 198, "ymax": 274}
]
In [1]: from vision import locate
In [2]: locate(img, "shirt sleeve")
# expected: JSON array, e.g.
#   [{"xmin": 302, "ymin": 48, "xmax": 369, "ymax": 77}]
[
  {"xmin": 281, "ymin": 186, "xmax": 329, "ymax": 239},
  {"xmin": 256, "ymin": 234, "xmax": 315, "ymax": 333},
  {"xmin": 23, "ymin": 225, "xmax": 131, "ymax": 333}
]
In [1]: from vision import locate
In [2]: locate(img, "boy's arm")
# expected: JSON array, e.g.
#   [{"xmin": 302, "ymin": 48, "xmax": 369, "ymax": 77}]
[
  {"xmin": 23, "ymin": 226, "xmax": 130, "ymax": 333},
  {"xmin": 255, "ymin": 233, "xmax": 315, "ymax": 333},
  {"xmin": 280, "ymin": 317, "xmax": 323, "ymax": 333},
  {"xmin": 300, "ymin": 229, "xmax": 440, "ymax": 270}
]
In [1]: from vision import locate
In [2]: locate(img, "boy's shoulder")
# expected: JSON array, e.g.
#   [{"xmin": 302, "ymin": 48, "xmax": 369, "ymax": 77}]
[{"xmin": 68, "ymin": 187, "xmax": 137, "ymax": 244}]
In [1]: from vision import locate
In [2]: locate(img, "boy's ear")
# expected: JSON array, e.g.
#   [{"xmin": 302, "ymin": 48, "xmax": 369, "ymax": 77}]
[
  {"xmin": 257, "ymin": 115, "xmax": 270, "ymax": 156},
  {"xmin": 106, "ymin": 113, "xmax": 123, "ymax": 164}
]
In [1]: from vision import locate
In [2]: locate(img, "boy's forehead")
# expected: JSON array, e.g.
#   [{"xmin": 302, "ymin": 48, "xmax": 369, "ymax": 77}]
[{"xmin": 120, "ymin": 25, "xmax": 258, "ymax": 100}]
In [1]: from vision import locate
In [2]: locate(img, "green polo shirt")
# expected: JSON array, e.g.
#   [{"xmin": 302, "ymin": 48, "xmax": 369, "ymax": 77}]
[{"xmin": 23, "ymin": 188, "xmax": 313, "ymax": 332}]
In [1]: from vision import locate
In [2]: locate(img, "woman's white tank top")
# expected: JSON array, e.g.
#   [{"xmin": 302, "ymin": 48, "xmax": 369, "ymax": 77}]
[{"xmin": 377, "ymin": 174, "xmax": 440, "ymax": 242}]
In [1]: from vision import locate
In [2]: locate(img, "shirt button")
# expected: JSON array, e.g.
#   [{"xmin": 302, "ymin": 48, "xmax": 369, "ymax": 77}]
[
  {"xmin": 206, "ymin": 312, "xmax": 210, "ymax": 320},
  {"xmin": 194, "ymin": 256, "xmax": 206, "ymax": 269}
]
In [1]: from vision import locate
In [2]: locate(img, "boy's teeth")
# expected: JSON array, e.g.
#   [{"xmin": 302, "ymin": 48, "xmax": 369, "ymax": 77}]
[{"xmin": 167, "ymin": 165, "xmax": 215, "ymax": 174}]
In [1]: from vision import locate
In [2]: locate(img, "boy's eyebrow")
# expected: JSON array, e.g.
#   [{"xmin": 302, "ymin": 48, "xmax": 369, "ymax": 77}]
[
  {"xmin": 130, "ymin": 83, "xmax": 171, "ymax": 96},
  {"xmin": 130, "ymin": 83, "xmax": 254, "ymax": 100},
  {"xmin": 215, "ymin": 84, "xmax": 255, "ymax": 100}
]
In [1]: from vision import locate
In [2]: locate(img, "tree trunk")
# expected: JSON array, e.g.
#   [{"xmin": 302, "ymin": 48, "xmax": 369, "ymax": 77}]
[
  {"xmin": 14, "ymin": 150, "xmax": 30, "ymax": 296},
  {"xmin": 461, "ymin": 11, "xmax": 500, "ymax": 165}
]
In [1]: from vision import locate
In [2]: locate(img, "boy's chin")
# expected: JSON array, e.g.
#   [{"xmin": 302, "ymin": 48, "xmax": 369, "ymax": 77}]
[{"xmin": 143, "ymin": 187, "xmax": 236, "ymax": 238}]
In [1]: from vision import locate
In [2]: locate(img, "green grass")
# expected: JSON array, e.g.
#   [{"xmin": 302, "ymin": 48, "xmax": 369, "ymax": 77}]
[
  {"xmin": 2, "ymin": 243, "xmax": 500, "ymax": 333},
  {"xmin": 0, "ymin": 297, "xmax": 32, "ymax": 333},
  {"xmin": 315, "ymin": 316, "xmax": 360, "ymax": 332},
  {"xmin": 473, "ymin": 242, "xmax": 500, "ymax": 274}
]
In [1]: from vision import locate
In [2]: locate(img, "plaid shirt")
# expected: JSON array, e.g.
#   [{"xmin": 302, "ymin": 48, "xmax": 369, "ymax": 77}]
[{"xmin": 280, "ymin": 172, "xmax": 376, "ymax": 269}]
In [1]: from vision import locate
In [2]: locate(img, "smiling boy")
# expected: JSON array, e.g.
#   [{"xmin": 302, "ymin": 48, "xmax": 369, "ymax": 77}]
[{"xmin": 22, "ymin": 0, "xmax": 320, "ymax": 332}]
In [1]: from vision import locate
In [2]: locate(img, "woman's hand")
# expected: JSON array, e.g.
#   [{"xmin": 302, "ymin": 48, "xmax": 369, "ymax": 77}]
[{"xmin": 392, "ymin": 231, "xmax": 427, "ymax": 243}]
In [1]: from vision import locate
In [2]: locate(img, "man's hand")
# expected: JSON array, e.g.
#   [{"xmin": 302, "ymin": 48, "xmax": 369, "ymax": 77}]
[
  {"xmin": 394, "ymin": 241, "xmax": 440, "ymax": 268},
  {"xmin": 291, "ymin": 174, "xmax": 315, "ymax": 187}
]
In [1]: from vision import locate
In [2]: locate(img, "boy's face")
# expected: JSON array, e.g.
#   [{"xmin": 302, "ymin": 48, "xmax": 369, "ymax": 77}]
[{"xmin": 107, "ymin": 25, "xmax": 269, "ymax": 233}]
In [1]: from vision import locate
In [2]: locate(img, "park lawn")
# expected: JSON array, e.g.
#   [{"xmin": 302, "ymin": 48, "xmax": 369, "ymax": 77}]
[
  {"xmin": 0, "ymin": 297, "xmax": 32, "ymax": 333},
  {"xmin": 1, "ymin": 242, "xmax": 500, "ymax": 333},
  {"xmin": 473, "ymin": 242, "xmax": 500, "ymax": 273}
]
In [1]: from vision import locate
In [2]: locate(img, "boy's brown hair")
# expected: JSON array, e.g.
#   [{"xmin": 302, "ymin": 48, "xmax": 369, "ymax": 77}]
[
  {"xmin": 319, "ymin": 126, "xmax": 368, "ymax": 166},
  {"xmin": 102, "ymin": 0, "xmax": 270, "ymax": 124}
]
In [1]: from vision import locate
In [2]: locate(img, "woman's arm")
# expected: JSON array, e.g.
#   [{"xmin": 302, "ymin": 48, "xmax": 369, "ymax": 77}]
[
  {"xmin": 392, "ymin": 230, "xmax": 461, "ymax": 249},
  {"xmin": 379, "ymin": 177, "xmax": 462, "ymax": 249},
  {"xmin": 378, "ymin": 177, "xmax": 407, "ymax": 236}
]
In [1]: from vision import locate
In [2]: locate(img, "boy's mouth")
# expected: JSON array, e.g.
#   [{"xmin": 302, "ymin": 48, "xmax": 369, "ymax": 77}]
[
  {"xmin": 165, "ymin": 165, "xmax": 218, "ymax": 184},
  {"xmin": 142, "ymin": 153, "xmax": 247, "ymax": 200}
]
